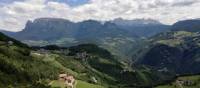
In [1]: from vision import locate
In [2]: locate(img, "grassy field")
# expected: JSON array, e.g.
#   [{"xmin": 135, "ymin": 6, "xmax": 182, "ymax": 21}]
[
  {"xmin": 49, "ymin": 80, "xmax": 66, "ymax": 88},
  {"xmin": 76, "ymin": 80, "xmax": 105, "ymax": 88},
  {"xmin": 50, "ymin": 80, "xmax": 105, "ymax": 88}
]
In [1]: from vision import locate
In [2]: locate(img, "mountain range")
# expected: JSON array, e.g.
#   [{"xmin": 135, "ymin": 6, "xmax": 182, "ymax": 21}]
[
  {"xmin": 1, "ymin": 17, "xmax": 200, "ymax": 88},
  {"xmin": 112, "ymin": 18, "xmax": 170, "ymax": 37},
  {"xmin": 1, "ymin": 18, "xmax": 170, "ymax": 59}
]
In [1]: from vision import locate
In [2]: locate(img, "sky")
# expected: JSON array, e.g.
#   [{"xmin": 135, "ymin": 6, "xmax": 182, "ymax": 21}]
[{"xmin": 0, "ymin": 0, "xmax": 200, "ymax": 32}]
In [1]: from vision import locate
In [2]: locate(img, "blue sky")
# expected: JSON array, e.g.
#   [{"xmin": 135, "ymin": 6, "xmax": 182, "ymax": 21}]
[
  {"xmin": 55, "ymin": 0, "xmax": 89, "ymax": 6},
  {"xmin": 0, "ymin": 0, "xmax": 22, "ymax": 5},
  {"xmin": 0, "ymin": 0, "xmax": 89, "ymax": 6},
  {"xmin": 0, "ymin": 0, "xmax": 21, "ymax": 3},
  {"xmin": 0, "ymin": 0, "xmax": 200, "ymax": 31}
]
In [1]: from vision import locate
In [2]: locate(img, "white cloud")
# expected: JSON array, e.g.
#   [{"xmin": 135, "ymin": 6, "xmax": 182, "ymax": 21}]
[{"xmin": 0, "ymin": 0, "xmax": 200, "ymax": 31}]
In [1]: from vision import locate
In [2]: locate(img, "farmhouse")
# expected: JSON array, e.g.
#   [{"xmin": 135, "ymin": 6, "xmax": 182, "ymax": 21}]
[{"xmin": 58, "ymin": 73, "xmax": 76, "ymax": 88}]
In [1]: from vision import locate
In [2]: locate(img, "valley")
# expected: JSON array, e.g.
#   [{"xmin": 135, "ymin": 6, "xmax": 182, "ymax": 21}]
[
  {"xmin": 0, "ymin": 32, "xmax": 166, "ymax": 88},
  {"xmin": 0, "ymin": 18, "xmax": 200, "ymax": 88},
  {"xmin": 0, "ymin": 0, "xmax": 199, "ymax": 88}
]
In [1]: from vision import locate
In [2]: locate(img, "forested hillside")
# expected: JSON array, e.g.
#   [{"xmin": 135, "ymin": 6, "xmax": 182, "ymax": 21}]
[
  {"xmin": 0, "ymin": 32, "xmax": 172, "ymax": 88},
  {"xmin": 134, "ymin": 19, "xmax": 200, "ymax": 75}
]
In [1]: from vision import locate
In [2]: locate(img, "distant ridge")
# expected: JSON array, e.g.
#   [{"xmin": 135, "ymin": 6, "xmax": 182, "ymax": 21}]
[
  {"xmin": 112, "ymin": 18, "xmax": 162, "ymax": 26},
  {"xmin": 171, "ymin": 19, "xmax": 200, "ymax": 32},
  {"xmin": 2, "ymin": 17, "xmax": 170, "ymax": 59}
]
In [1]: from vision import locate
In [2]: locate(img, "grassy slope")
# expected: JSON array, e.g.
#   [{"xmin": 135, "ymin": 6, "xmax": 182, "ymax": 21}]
[
  {"xmin": 0, "ymin": 43, "xmax": 172, "ymax": 88},
  {"xmin": 0, "ymin": 36, "xmax": 120, "ymax": 88},
  {"xmin": 76, "ymin": 80, "xmax": 105, "ymax": 88},
  {"xmin": 0, "ymin": 44, "xmax": 112, "ymax": 87},
  {"xmin": 50, "ymin": 80, "xmax": 105, "ymax": 88}
]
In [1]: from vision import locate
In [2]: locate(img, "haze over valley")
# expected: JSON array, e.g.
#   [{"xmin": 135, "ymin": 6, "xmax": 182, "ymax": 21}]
[{"xmin": 0, "ymin": 0, "xmax": 200, "ymax": 88}]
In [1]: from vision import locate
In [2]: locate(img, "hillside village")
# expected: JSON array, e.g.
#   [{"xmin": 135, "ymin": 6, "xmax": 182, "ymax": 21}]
[{"xmin": 157, "ymin": 75, "xmax": 200, "ymax": 88}]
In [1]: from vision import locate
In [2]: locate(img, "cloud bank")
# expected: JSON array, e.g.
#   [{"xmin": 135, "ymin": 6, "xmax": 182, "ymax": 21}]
[{"xmin": 0, "ymin": 0, "xmax": 200, "ymax": 31}]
